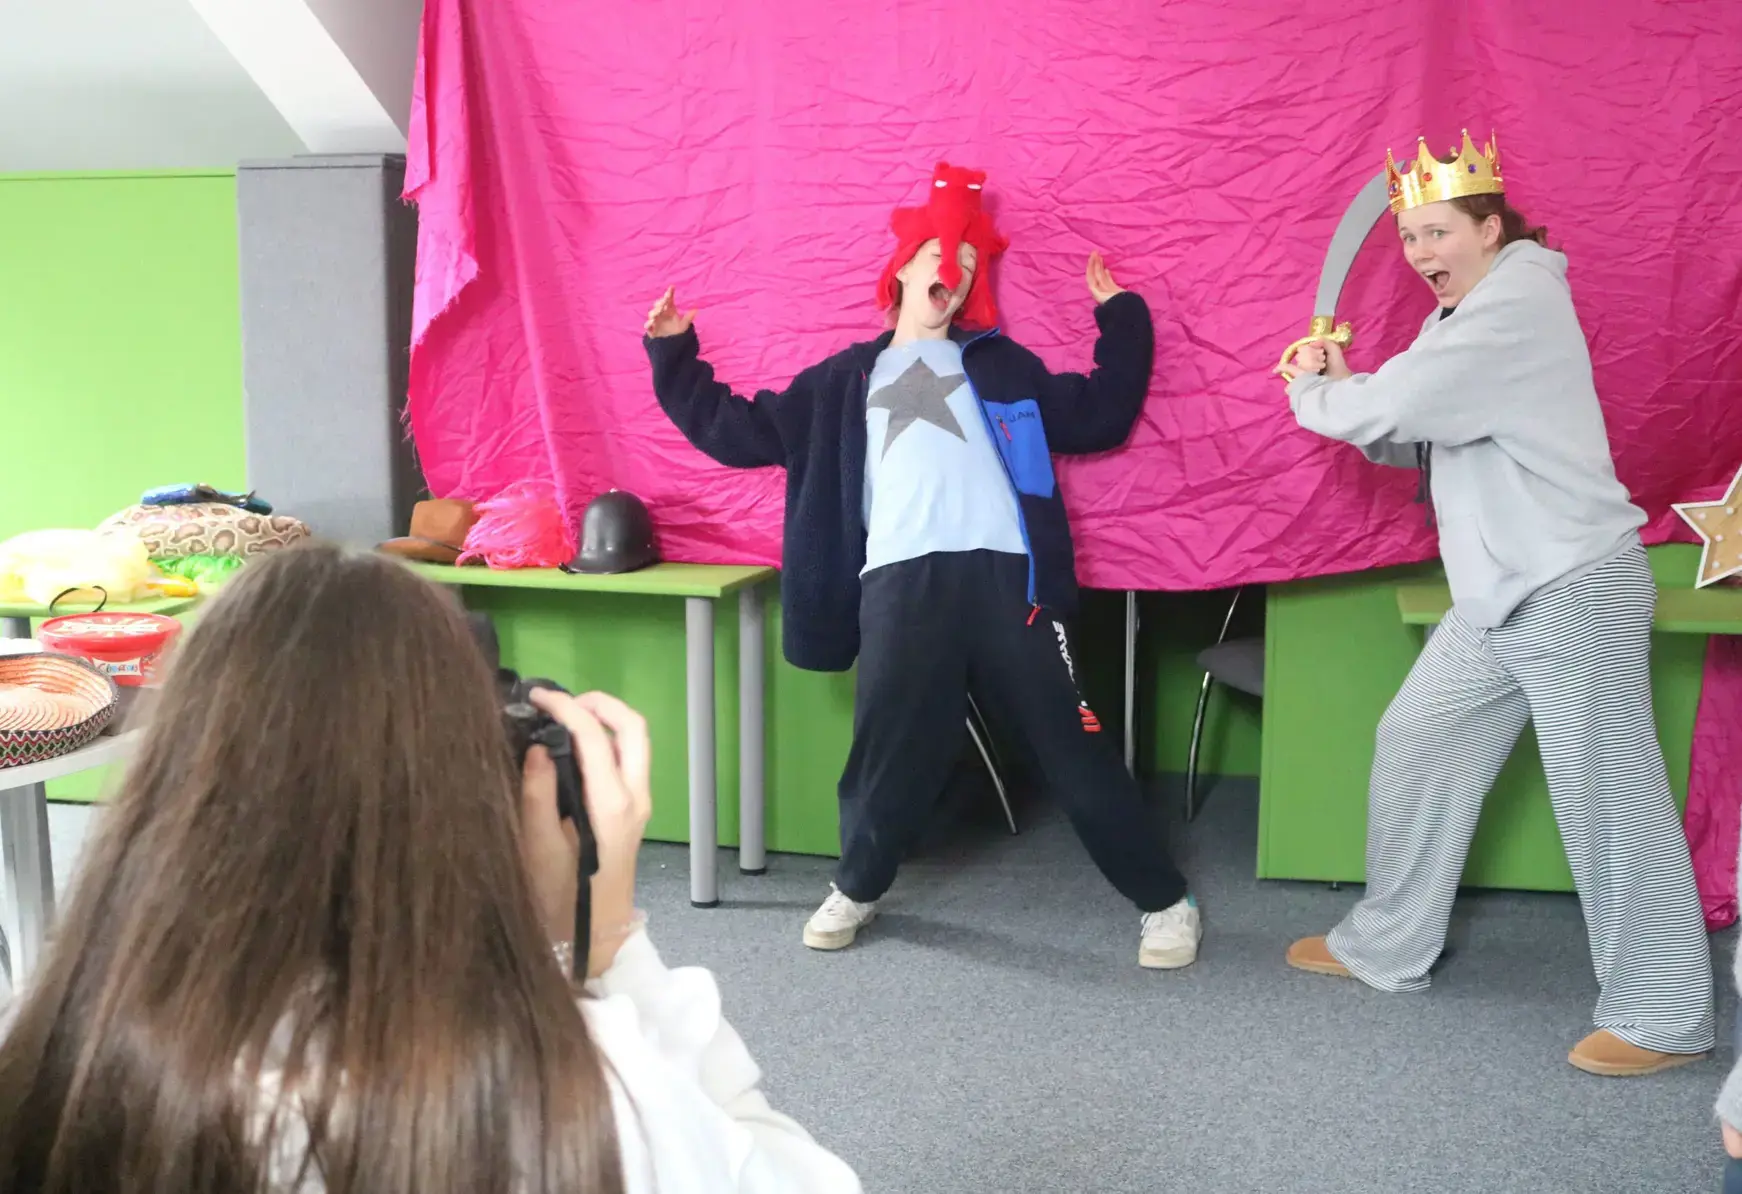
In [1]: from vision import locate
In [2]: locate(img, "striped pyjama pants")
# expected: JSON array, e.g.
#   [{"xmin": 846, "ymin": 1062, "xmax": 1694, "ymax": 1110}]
[{"xmin": 1326, "ymin": 543, "xmax": 1716, "ymax": 1054}]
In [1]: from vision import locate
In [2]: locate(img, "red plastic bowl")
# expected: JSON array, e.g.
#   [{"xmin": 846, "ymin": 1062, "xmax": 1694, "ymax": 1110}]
[{"xmin": 37, "ymin": 612, "xmax": 183, "ymax": 688}]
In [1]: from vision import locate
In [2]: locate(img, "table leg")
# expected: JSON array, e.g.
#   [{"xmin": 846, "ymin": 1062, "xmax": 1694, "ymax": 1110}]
[
  {"xmin": 0, "ymin": 780, "xmax": 55, "ymax": 986},
  {"xmin": 1123, "ymin": 591, "xmax": 1139, "ymax": 776},
  {"xmin": 738, "ymin": 585, "xmax": 767, "ymax": 875},
  {"xmin": 1, "ymin": 616, "xmax": 30, "ymax": 640},
  {"xmin": 685, "ymin": 597, "xmax": 719, "ymax": 908}
]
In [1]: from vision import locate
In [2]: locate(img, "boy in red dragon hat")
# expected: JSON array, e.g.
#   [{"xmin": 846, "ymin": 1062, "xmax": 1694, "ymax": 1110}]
[{"xmin": 642, "ymin": 162, "xmax": 1200, "ymax": 968}]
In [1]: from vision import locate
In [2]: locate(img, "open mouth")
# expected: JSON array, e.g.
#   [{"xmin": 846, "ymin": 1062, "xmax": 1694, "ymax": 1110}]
[
  {"xmin": 928, "ymin": 282, "xmax": 952, "ymax": 312},
  {"xmin": 1424, "ymin": 269, "xmax": 1451, "ymax": 294}
]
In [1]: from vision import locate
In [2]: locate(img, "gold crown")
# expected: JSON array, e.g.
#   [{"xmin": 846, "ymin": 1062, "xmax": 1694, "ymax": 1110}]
[{"xmin": 1385, "ymin": 129, "xmax": 1504, "ymax": 214}]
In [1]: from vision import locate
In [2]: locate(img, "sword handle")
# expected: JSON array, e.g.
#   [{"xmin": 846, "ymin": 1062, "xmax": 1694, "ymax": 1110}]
[{"xmin": 1275, "ymin": 316, "xmax": 1353, "ymax": 382}]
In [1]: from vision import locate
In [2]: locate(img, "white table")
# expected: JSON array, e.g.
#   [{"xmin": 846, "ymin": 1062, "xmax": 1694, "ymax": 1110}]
[{"xmin": 0, "ymin": 730, "xmax": 139, "ymax": 988}]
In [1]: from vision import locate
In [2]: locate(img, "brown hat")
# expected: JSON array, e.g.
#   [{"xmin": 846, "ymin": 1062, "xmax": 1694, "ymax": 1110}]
[{"xmin": 378, "ymin": 499, "xmax": 479, "ymax": 565}]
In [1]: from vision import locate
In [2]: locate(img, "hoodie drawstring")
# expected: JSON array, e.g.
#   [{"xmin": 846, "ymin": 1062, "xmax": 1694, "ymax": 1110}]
[{"xmin": 1415, "ymin": 443, "xmax": 1435, "ymax": 528}]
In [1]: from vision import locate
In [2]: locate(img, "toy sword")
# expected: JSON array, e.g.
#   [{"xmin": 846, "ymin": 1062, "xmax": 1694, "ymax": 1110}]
[{"xmin": 1275, "ymin": 170, "xmax": 1392, "ymax": 382}]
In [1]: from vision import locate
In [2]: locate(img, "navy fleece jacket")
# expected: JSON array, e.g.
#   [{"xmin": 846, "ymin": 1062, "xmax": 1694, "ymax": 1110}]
[{"xmin": 645, "ymin": 291, "xmax": 1155, "ymax": 672}]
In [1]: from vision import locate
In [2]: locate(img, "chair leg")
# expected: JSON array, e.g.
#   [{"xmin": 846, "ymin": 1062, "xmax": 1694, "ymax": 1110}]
[
  {"xmin": 1123, "ymin": 590, "xmax": 1139, "ymax": 777},
  {"xmin": 1185, "ymin": 671, "xmax": 1214, "ymax": 822},
  {"xmin": 966, "ymin": 715, "xmax": 1018, "ymax": 836},
  {"xmin": 1185, "ymin": 586, "xmax": 1244, "ymax": 823},
  {"xmin": 1216, "ymin": 586, "xmax": 1244, "ymax": 642},
  {"xmin": 966, "ymin": 694, "xmax": 1004, "ymax": 775}
]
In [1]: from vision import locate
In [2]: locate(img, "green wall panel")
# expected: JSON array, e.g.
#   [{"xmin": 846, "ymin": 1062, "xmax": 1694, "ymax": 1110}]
[{"xmin": 0, "ymin": 171, "xmax": 248, "ymax": 542}]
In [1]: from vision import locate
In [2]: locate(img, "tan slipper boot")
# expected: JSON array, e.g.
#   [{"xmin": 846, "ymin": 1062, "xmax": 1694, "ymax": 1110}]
[
  {"xmin": 1286, "ymin": 935, "xmax": 1351, "ymax": 978},
  {"xmin": 1567, "ymin": 1029, "xmax": 1707, "ymax": 1077}
]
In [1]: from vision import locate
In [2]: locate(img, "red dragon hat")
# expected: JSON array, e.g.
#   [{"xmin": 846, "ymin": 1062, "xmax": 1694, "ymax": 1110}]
[{"xmin": 875, "ymin": 161, "xmax": 1008, "ymax": 330}]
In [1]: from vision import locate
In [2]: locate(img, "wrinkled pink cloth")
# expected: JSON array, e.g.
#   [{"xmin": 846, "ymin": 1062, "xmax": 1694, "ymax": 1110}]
[
  {"xmin": 402, "ymin": 0, "xmax": 1742, "ymax": 587},
  {"xmin": 1677, "ymin": 475, "xmax": 1742, "ymax": 930},
  {"xmin": 402, "ymin": 0, "xmax": 1742, "ymax": 910},
  {"xmin": 1688, "ymin": 636, "xmax": 1742, "ymax": 931}
]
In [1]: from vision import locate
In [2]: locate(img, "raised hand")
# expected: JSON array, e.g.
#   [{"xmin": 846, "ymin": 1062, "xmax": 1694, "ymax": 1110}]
[
  {"xmin": 644, "ymin": 287, "xmax": 697, "ymax": 339},
  {"xmin": 1086, "ymin": 252, "xmax": 1125, "ymax": 305}
]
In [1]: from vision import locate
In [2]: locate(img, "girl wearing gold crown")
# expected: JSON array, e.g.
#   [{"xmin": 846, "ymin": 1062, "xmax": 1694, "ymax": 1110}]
[{"xmin": 1278, "ymin": 131, "xmax": 1715, "ymax": 1077}]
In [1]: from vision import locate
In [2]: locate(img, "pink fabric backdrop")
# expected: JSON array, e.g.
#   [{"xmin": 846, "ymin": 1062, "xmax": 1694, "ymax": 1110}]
[
  {"xmin": 404, "ymin": 0, "xmax": 1742, "ymax": 916},
  {"xmin": 1688, "ymin": 636, "xmax": 1742, "ymax": 930},
  {"xmin": 403, "ymin": 0, "xmax": 1742, "ymax": 589}
]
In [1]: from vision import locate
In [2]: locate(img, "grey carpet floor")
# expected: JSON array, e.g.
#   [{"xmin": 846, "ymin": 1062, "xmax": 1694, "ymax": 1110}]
[{"xmin": 633, "ymin": 774, "xmax": 1737, "ymax": 1194}]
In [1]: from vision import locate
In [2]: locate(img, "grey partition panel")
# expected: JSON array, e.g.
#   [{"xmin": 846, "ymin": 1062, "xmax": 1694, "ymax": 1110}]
[{"xmin": 237, "ymin": 154, "xmax": 424, "ymax": 549}]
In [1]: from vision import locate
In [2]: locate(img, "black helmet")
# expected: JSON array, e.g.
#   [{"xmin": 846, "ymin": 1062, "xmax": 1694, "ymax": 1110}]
[{"xmin": 562, "ymin": 489, "xmax": 659, "ymax": 574}]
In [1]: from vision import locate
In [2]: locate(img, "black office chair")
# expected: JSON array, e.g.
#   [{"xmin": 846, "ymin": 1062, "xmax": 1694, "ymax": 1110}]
[{"xmin": 1185, "ymin": 587, "xmax": 1263, "ymax": 821}]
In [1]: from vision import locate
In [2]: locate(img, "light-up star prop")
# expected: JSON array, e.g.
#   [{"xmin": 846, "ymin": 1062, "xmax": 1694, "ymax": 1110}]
[
  {"xmin": 867, "ymin": 357, "xmax": 965, "ymax": 457},
  {"xmin": 1672, "ymin": 464, "xmax": 1742, "ymax": 588}
]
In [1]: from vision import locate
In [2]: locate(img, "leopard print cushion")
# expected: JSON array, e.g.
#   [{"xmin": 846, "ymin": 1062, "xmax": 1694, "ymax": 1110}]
[{"xmin": 98, "ymin": 503, "xmax": 311, "ymax": 559}]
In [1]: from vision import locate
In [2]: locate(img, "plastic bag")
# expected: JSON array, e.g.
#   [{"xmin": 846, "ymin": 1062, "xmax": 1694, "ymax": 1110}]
[
  {"xmin": 153, "ymin": 553, "xmax": 248, "ymax": 589},
  {"xmin": 0, "ymin": 528, "xmax": 157, "ymax": 607}
]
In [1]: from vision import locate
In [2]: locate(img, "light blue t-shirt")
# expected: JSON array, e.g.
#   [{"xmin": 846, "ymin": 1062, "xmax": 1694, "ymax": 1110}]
[{"xmin": 861, "ymin": 338, "xmax": 1026, "ymax": 575}]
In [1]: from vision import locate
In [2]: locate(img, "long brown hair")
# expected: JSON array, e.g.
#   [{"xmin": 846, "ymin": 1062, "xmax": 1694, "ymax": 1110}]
[
  {"xmin": 0, "ymin": 543, "xmax": 625, "ymax": 1194},
  {"xmin": 1449, "ymin": 192, "xmax": 1550, "ymax": 249}
]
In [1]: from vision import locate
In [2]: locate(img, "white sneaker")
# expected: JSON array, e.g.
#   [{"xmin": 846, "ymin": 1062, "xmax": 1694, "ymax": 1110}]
[
  {"xmin": 803, "ymin": 885, "xmax": 877, "ymax": 950},
  {"xmin": 1139, "ymin": 896, "xmax": 1201, "ymax": 969}
]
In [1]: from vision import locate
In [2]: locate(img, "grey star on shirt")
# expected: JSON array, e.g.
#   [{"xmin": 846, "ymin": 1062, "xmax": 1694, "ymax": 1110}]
[{"xmin": 867, "ymin": 357, "xmax": 965, "ymax": 458}]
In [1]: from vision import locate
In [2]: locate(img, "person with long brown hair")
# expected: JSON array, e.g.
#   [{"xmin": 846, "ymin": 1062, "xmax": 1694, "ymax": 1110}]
[
  {"xmin": 0, "ymin": 542, "xmax": 861, "ymax": 1194},
  {"xmin": 1277, "ymin": 130, "xmax": 1715, "ymax": 1077}
]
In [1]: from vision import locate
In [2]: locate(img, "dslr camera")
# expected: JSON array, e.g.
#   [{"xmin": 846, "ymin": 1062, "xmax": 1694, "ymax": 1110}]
[{"xmin": 469, "ymin": 613, "xmax": 599, "ymax": 977}]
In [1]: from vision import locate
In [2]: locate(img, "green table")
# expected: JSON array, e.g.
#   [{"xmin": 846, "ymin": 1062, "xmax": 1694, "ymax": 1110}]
[
  {"xmin": 407, "ymin": 562, "xmax": 778, "ymax": 907},
  {"xmin": 0, "ymin": 593, "xmax": 202, "ymax": 640},
  {"xmin": 1396, "ymin": 579, "xmax": 1742, "ymax": 634},
  {"xmin": 1378, "ymin": 568, "xmax": 1742, "ymax": 891},
  {"xmin": 1257, "ymin": 546, "xmax": 1734, "ymax": 893}
]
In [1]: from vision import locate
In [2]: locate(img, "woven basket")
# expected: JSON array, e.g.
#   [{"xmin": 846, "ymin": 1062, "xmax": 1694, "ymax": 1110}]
[{"xmin": 0, "ymin": 653, "xmax": 119, "ymax": 770}]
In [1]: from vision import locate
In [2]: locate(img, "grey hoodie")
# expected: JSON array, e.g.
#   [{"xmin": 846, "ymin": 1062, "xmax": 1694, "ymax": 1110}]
[{"xmin": 1287, "ymin": 239, "xmax": 1645, "ymax": 627}]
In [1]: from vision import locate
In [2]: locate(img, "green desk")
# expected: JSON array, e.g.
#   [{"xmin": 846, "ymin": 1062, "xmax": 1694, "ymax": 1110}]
[
  {"xmin": 0, "ymin": 593, "xmax": 203, "ymax": 640},
  {"xmin": 1395, "ymin": 579, "xmax": 1742, "ymax": 635},
  {"xmin": 1384, "ymin": 573, "xmax": 1742, "ymax": 888},
  {"xmin": 407, "ymin": 562, "xmax": 778, "ymax": 907},
  {"xmin": 1258, "ymin": 545, "xmax": 1730, "ymax": 892}
]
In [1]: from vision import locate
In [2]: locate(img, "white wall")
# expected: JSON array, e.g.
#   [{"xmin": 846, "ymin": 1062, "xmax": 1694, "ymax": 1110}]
[
  {"xmin": 303, "ymin": 0, "xmax": 422, "ymax": 133},
  {"xmin": 0, "ymin": 0, "xmax": 423, "ymax": 173},
  {"xmin": 0, "ymin": 0, "xmax": 306, "ymax": 172}
]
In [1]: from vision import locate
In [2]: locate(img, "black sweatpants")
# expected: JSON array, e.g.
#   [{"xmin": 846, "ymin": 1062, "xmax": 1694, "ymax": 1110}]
[{"xmin": 833, "ymin": 549, "xmax": 1189, "ymax": 912}]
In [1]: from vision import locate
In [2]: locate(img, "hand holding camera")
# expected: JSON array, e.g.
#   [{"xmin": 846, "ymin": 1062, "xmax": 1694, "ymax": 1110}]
[
  {"xmin": 472, "ymin": 609, "xmax": 651, "ymax": 982},
  {"xmin": 524, "ymin": 687, "xmax": 651, "ymax": 978}
]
